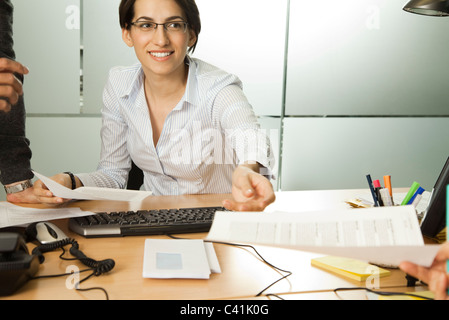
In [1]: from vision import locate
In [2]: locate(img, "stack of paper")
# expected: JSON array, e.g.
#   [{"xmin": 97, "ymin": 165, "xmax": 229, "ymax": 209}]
[
  {"xmin": 206, "ymin": 206, "xmax": 441, "ymax": 268},
  {"xmin": 142, "ymin": 239, "xmax": 221, "ymax": 279},
  {"xmin": 311, "ymin": 256, "xmax": 390, "ymax": 281},
  {"xmin": 0, "ymin": 202, "xmax": 95, "ymax": 229}
]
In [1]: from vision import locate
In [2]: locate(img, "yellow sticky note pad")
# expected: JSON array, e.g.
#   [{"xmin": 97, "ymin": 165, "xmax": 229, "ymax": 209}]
[
  {"xmin": 311, "ymin": 256, "xmax": 391, "ymax": 282},
  {"xmin": 376, "ymin": 291, "xmax": 434, "ymax": 300}
]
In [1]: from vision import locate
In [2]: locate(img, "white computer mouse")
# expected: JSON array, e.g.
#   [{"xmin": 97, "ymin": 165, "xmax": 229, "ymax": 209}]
[{"xmin": 35, "ymin": 222, "xmax": 69, "ymax": 244}]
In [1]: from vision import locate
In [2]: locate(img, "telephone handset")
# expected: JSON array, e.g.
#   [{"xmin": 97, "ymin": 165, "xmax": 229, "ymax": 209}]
[{"xmin": 0, "ymin": 232, "xmax": 39, "ymax": 296}]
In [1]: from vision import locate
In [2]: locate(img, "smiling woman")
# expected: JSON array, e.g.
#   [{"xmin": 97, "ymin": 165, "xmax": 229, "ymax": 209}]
[
  {"xmin": 120, "ymin": 0, "xmax": 201, "ymax": 53},
  {"xmin": 29, "ymin": 0, "xmax": 276, "ymax": 213},
  {"xmin": 120, "ymin": 0, "xmax": 197, "ymax": 83}
]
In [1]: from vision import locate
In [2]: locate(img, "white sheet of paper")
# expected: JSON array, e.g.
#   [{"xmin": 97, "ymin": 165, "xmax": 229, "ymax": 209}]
[
  {"xmin": 0, "ymin": 202, "xmax": 95, "ymax": 228},
  {"xmin": 33, "ymin": 171, "xmax": 152, "ymax": 202},
  {"xmin": 206, "ymin": 206, "xmax": 441, "ymax": 267},
  {"xmin": 204, "ymin": 242, "xmax": 222, "ymax": 274}
]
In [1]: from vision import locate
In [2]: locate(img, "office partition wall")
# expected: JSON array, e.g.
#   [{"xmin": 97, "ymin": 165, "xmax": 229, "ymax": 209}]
[
  {"xmin": 286, "ymin": 0, "xmax": 449, "ymax": 116},
  {"xmin": 82, "ymin": 0, "xmax": 137, "ymax": 114},
  {"xmin": 282, "ymin": 118, "xmax": 449, "ymax": 191},
  {"xmin": 282, "ymin": 0, "xmax": 449, "ymax": 191},
  {"xmin": 13, "ymin": 0, "xmax": 81, "ymax": 114}
]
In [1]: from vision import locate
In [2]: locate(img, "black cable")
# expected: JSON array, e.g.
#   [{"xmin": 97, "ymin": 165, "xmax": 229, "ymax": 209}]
[
  {"xmin": 30, "ymin": 239, "xmax": 114, "ymax": 300},
  {"xmin": 69, "ymin": 241, "xmax": 115, "ymax": 276},
  {"xmin": 206, "ymin": 240, "xmax": 293, "ymax": 297},
  {"xmin": 265, "ymin": 293, "xmax": 285, "ymax": 300},
  {"xmin": 31, "ymin": 264, "xmax": 110, "ymax": 300},
  {"xmin": 32, "ymin": 238, "xmax": 74, "ymax": 264},
  {"xmin": 333, "ymin": 287, "xmax": 434, "ymax": 300},
  {"xmin": 31, "ymin": 267, "xmax": 92, "ymax": 279},
  {"xmin": 167, "ymin": 234, "xmax": 293, "ymax": 297}
]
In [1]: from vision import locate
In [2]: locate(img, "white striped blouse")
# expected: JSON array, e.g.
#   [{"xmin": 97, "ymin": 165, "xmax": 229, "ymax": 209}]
[{"xmin": 77, "ymin": 57, "xmax": 274, "ymax": 196}]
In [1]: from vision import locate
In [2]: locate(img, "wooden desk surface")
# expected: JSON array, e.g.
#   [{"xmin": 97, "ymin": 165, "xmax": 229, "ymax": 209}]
[{"xmin": 1, "ymin": 191, "xmax": 430, "ymax": 300}]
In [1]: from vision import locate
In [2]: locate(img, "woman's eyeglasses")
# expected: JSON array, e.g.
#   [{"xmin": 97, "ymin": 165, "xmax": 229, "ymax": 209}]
[{"xmin": 130, "ymin": 20, "xmax": 188, "ymax": 34}]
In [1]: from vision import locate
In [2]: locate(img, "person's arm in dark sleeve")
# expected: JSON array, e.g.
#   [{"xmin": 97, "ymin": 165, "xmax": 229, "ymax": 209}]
[{"xmin": 0, "ymin": 0, "xmax": 34, "ymax": 188}]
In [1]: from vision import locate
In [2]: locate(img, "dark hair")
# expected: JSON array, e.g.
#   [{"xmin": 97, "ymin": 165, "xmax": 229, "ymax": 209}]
[{"xmin": 119, "ymin": 0, "xmax": 201, "ymax": 53}]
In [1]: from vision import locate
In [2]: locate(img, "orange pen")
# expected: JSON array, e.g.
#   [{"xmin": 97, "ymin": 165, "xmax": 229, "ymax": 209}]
[{"xmin": 384, "ymin": 175, "xmax": 393, "ymax": 198}]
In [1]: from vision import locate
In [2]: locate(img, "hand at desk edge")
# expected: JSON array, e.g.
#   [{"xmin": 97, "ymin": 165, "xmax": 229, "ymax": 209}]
[
  {"xmin": 222, "ymin": 163, "xmax": 275, "ymax": 212},
  {"xmin": 6, "ymin": 186, "xmax": 40, "ymax": 204}
]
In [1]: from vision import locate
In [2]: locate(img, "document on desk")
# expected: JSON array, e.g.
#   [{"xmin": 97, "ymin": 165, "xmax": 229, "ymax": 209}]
[
  {"xmin": 33, "ymin": 171, "xmax": 152, "ymax": 202},
  {"xmin": 207, "ymin": 206, "xmax": 441, "ymax": 268},
  {"xmin": 0, "ymin": 202, "xmax": 95, "ymax": 228}
]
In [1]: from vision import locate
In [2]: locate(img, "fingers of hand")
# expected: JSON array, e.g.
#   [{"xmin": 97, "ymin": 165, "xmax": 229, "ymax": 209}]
[
  {"xmin": 0, "ymin": 73, "xmax": 23, "ymax": 106},
  {"xmin": 399, "ymin": 262, "xmax": 430, "ymax": 283},
  {"xmin": 0, "ymin": 99, "xmax": 11, "ymax": 112},
  {"xmin": 0, "ymin": 59, "xmax": 27, "ymax": 112},
  {"xmin": 33, "ymin": 180, "xmax": 65, "ymax": 203},
  {"xmin": 222, "ymin": 198, "xmax": 270, "ymax": 212},
  {"xmin": 430, "ymin": 272, "xmax": 449, "ymax": 300},
  {"xmin": 0, "ymin": 58, "xmax": 29, "ymax": 75}
]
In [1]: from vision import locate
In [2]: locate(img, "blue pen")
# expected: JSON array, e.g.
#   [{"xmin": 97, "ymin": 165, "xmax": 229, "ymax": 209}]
[
  {"xmin": 407, "ymin": 186, "xmax": 425, "ymax": 205},
  {"xmin": 366, "ymin": 175, "xmax": 379, "ymax": 207},
  {"xmin": 401, "ymin": 182, "xmax": 420, "ymax": 205}
]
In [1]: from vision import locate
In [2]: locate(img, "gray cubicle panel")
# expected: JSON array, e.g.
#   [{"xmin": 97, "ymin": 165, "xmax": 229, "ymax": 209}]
[
  {"xmin": 0, "ymin": 116, "xmax": 102, "ymax": 202},
  {"xmin": 193, "ymin": 0, "xmax": 288, "ymax": 117},
  {"xmin": 280, "ymin": 118, "xmax": 449, "ymax": 191},
  {"xmin": 26, "ymin": 117, "xmax": 102, "ymax": 178},
  {"xmin": 82, "ymin": 0, "xmax": 138, "ymax": 114},
  {"xmin": 12, "ymin": 0, "xmax": 81, "ymax": 114},
  {"xmin": 285, "ymin": 0, "xmax": 449, "ymax": 116}
]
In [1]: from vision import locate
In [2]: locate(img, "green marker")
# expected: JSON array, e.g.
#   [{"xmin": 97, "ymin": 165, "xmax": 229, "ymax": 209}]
[{"xmin": 401, "ymin": 182, "xmax": 420, "ymax": 205}]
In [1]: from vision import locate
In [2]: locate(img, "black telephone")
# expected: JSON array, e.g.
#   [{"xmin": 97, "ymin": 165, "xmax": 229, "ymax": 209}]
[
  {"xmin": 0, "ymin": 223, "xmax": 115, "ymax": 298},
  {"xmin": 0, "ymin": 232, "xmax": 39, "ymax": 297}
]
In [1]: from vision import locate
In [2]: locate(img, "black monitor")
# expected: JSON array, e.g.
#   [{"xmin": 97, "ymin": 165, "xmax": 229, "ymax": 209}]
[{"xmin": 420, "ymin": 156, "xmax": 449, "ymax": 238}]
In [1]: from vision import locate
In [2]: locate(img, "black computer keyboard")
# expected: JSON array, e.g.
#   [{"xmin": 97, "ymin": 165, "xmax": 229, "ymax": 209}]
[{"xmin": 68, "ymin": 207, "xmax": 225, "ymax": 238}]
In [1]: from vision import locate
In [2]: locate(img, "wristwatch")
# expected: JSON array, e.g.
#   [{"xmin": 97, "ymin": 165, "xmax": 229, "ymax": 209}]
[{"xmin": 4, "ymin": 180, "xmax": 33, "ymax": 194}]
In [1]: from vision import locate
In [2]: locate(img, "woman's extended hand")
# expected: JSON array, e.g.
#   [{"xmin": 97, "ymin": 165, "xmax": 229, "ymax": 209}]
[{"xmin": 223, "ymin": 164, "xmax": 275, "ymax": 212}]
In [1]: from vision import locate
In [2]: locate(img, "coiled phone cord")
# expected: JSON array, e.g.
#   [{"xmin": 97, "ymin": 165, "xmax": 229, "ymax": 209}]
[{"xmin": 31, "ymin": 238, "xmax": 115, "ymax": 299}]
